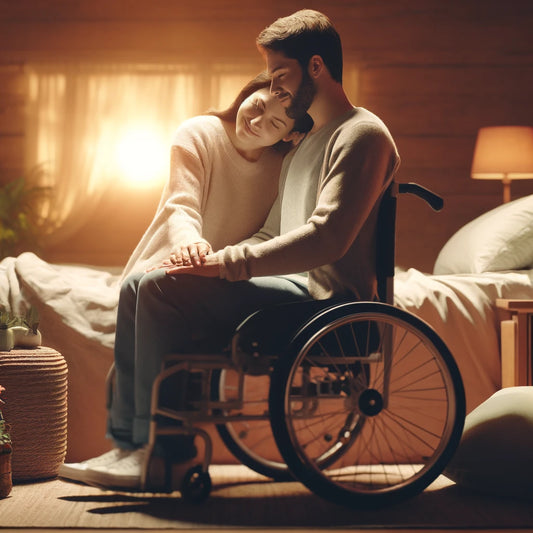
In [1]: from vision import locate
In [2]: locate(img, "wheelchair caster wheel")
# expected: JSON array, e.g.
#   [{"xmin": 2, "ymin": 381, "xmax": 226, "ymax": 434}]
[{"xmin": 181, "ymin": 465, "xmax": 212, "ymax": 503}]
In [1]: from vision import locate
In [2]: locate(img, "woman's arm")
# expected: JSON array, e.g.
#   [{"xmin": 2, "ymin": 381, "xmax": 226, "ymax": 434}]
[
  {"xmin": 122, "ymin": 124, "xmax": 212, "ymax": 278},
  {"xmin": 158, "ymin": 145, "xmax": 208, "ymax": 245}
]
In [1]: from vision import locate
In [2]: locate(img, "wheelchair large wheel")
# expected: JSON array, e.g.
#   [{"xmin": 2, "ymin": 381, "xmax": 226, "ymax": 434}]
[
  {"xmin": 269, "ymin": 301, "xmax": 465, "ymax": 508},
  {"xmin": 212, "ymin": 368, "xmax": 293, "ymax": 481}
]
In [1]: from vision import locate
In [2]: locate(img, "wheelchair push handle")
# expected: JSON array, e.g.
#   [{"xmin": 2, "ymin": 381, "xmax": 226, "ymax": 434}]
[{"xmin": 397, "ymin": 182, "xmax": 444, "ymax": 212}]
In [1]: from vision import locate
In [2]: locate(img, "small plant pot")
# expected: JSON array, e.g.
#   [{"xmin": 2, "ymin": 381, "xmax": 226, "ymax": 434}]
[
  {"xmin": 11, "ymin": 326, "xmax": 42, "ymax": 349},
  {"xmin": 0, "ymin": 452, "xmax": 13, "ymax": 498},
  {"xmin": 0, "ymin": 329, "xmax": 14, "ymax": 352}
]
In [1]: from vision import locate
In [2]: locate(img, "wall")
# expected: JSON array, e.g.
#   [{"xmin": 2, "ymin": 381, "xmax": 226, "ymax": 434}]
[{"xmin": 1, "ymin": 0, "xmax": 532, "ymax": 272}]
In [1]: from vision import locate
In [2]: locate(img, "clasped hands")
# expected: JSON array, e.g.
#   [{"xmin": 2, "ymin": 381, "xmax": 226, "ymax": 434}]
[{"xmin": 146, "ymin": 241, "xmax": 220, "ymax": 277}]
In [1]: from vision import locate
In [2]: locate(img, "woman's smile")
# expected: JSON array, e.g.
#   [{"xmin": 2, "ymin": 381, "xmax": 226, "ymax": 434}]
[{"xmin": 243, "ymin": 117, "xmax": 259, "ymax": 137}]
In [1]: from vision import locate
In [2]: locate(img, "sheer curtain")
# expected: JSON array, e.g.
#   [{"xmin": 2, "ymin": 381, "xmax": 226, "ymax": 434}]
[{"xmin": 25, "ymin": 63, "xmax": 206, "ymax": 245}]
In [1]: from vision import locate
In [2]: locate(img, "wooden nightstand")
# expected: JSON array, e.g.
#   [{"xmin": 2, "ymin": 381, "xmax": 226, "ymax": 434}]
[{"xmin": 496, "ymin": 299, "xmax": 533, "ymax": 387}]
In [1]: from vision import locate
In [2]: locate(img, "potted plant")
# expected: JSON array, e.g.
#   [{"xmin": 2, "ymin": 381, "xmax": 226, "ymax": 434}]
[
  {"xmin": 0, "ymin": 385, "xmax": 12, "ymax": 499},
  {"xmin": 0, "ymin": 307, "xmax": 41, "ymax": 352},
  {"xmin": 0, "ymin": 168, "xmax": 51, "ymax": 261},
  {"xmin": 12, "ymin": 307, "xmax": 41, "ymax": 348},
  {"xmin": 0, "ymin": 309, "xmax": 16, "ymax": 352}
]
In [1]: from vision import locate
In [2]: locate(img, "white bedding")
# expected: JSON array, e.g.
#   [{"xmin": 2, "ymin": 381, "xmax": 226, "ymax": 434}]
[
  {"xmin": 394, "ymin": 267, "xmax": 533, "ymax": 411},
  {"xmin": 1, "ymin": 252, "xmax": 532, "ymax": 460},
  {"xmin": 0, "ymin": 253, "xmax": 120, "ymax": 349}
]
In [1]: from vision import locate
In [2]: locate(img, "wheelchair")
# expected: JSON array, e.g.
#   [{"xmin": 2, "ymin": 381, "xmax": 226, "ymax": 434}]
[{"xmin": 137, "ymin": 181, "xmax": 466, "ymax": 508}]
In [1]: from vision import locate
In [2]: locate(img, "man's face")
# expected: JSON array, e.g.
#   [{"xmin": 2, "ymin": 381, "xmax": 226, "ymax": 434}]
[
  {"xmin": 264, "ymin": 49, "xmax": 316, "ymax": 119},
  {"xmin": 286, "ymin": 68, "xmax": 316, "ymax": 120}
]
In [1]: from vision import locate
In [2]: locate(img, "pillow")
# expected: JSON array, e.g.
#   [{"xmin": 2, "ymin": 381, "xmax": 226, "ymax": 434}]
[
  {"xmin": 444, "ymin": 387, "xmax": 533, "ymax": 499},
  {"xmin": 433, "ymin": 194, "xmax": 533, "ymax": 274}
]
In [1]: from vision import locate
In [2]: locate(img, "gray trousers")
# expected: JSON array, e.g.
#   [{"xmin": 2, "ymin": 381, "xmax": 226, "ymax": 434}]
[{"xmin": 107, "ymin": 269, "xmax": 310, "ymax": 452}]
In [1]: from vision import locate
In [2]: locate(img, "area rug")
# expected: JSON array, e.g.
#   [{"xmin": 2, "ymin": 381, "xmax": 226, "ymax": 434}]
[{"xmin": 2, "ymin": 465, "xmax": 533, "ymax": 530}]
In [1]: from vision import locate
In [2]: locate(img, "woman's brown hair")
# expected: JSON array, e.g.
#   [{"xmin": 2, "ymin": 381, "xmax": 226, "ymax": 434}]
[{"xmin": 209, "ymin": 72, "xmax": 313, "ymax": 151}]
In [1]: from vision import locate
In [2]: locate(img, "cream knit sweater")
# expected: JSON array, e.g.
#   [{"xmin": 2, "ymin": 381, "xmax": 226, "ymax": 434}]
[
  {"xmin": 122, "ymin": 116, "xmax": 284, "ymax": 278},
  {"xmin": 218, "ymin": 107, "xmax": 401, "ymax": 301}
]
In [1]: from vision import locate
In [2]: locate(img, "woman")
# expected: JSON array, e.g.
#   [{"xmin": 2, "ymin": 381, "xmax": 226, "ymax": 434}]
[
  {"xmin": 59, "ymin": 73, "xmax": 312, "ymax": 490},
  {"xmin": 121, "ymin": 71, "xmax": 312, "ymax": 277}
]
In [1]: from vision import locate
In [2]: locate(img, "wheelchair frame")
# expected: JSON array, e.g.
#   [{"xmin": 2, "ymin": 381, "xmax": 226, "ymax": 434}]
[{"xmin": 127, "ymin": 181, "xmax": 465, "ymax": 507}]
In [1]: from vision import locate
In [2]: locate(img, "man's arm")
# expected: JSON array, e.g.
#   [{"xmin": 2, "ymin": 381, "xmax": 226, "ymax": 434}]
[
  {"xmin": 218, "ymin": 122, "xmax": 399, "ymax": 280},
  {"xmin": 168, "ymin": 122, "xmax": 399, "ymax": 280}
]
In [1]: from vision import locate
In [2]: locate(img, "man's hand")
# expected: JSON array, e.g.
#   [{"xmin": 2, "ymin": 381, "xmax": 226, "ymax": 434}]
[
  {"xmin": 173, "ymin": 242, "xmax": 212, "ymax": 267},
  {"xmin": 165, "ymin": 253, "xmax": 220, "ymax": 277}
]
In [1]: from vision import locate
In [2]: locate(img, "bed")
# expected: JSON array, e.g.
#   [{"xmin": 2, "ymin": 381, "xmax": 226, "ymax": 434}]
[{"xmin": 1, "ymin": 194, "xmax": 532, "ymax": 463}]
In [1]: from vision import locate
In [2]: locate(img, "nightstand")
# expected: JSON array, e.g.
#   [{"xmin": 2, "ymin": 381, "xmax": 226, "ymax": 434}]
[{"xmin": 496, "ymin": 299, "xmax": 533, "ymax": 387}]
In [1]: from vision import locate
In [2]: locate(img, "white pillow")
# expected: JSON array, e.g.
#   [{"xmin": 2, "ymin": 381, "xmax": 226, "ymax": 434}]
[{"xmin": 434, "ymin": 194, "xmax": 533, "ymax": 275}]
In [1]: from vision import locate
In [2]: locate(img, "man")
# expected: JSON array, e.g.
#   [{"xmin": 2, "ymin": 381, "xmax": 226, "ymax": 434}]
[
  {"xmin": 60, "ymin": 9, "xmax": 400, "ymax": 492},
  {"xmin": 170, "ymin": 9, "xmax": 400, "ymax": 304}
]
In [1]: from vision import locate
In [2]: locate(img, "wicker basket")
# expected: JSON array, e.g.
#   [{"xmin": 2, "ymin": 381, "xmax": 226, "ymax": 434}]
[{"xmin": 0, "ymin": 347, "xmax": 68, "ymax": 481}]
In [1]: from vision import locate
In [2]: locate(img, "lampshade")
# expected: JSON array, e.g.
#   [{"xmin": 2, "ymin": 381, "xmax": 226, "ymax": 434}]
[{"xmin": 471, "ymin": 126, "xmax": 533, "ymax": 202}]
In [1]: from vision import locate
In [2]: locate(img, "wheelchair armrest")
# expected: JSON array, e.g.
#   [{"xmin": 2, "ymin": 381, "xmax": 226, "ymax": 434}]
[{"xmin": 398, "ymin": 182, "xmax": 444, "ymax": 211}]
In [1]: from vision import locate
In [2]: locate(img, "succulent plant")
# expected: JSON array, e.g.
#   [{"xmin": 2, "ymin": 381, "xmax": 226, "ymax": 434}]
[{"xmin": 0, "ymin": 309, "xmax": 16, "ymax": 331}]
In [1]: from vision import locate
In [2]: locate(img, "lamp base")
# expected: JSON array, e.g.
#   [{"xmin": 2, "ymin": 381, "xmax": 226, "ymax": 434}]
[{"xmin": 502, "ymin": 177, "xmax": 511, "ymax": 203}]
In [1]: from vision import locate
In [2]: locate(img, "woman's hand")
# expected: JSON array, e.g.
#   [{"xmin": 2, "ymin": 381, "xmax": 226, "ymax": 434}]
[
  {"xmin": 165, "ymin": 253, "xmax": 220, "ymax": 277},
  {"xmin": 146, "ymin": 241, "xmax": 212, "ymax": 272}
]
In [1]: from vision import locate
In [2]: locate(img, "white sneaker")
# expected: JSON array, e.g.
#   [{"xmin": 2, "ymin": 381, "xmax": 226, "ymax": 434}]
[
  {"xmin": 85, "ymin": 447, "xmax": 147, "ymax": 490},
  {"xmin": 58, "ymin": 448, "xmax": 131, "ymax": 484}
]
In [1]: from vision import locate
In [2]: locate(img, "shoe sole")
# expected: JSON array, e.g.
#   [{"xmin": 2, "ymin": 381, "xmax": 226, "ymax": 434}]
[
  {"xmin": 83, "ymin": 468, "xmax": 141, "ymax": 490},
  {"xmin": 58, "ymin": 465, "xmax": 93, "ymax": 484}
]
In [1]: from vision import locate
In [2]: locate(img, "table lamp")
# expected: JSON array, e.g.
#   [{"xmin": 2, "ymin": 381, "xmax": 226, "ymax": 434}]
[{"xmin": 471, "ymin": 126, "xmax": 533, "ymax": 203}]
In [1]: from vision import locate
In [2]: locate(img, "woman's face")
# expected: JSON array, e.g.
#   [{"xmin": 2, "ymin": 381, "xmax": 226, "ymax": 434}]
[{"xmin": 235, "ymin": 88, "xmax": 295, "ymax": 149}]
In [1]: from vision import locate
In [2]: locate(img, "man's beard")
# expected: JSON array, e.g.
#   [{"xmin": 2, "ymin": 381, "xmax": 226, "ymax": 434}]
[{"xmin": 286, "ymin": 70, "xmax": 316, "ymax": 120}]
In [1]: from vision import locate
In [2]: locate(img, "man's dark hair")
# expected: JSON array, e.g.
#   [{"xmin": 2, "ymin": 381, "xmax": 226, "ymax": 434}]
[{"xmin": 256, "ymin": 9, "xmax": 343, "ymax": 83}]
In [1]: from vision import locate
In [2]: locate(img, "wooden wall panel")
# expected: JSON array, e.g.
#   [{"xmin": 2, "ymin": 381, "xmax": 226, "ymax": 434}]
[
  {"xmin": 360, "ymin": 66, "xmax": 533, "ymax": 135},
  {"xmin": 0, "ymin": 67, "xmax": 26, "ymax": 182},
  {"xmin": 0, "ymin": 105, "xmax": 25, "ymax": 137},
  {"xmin": 0, "ymin": 20, "xmax": 264, "ymax": 63},
  {"xmin": 0, "ymin": 137, "xmax": 25, "ymax": 180}
]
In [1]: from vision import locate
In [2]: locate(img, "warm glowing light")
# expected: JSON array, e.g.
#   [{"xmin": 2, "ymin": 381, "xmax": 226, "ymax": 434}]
[{"xmin": 115, "ymin": 128, "xmax": 168, "ymax": 186}]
